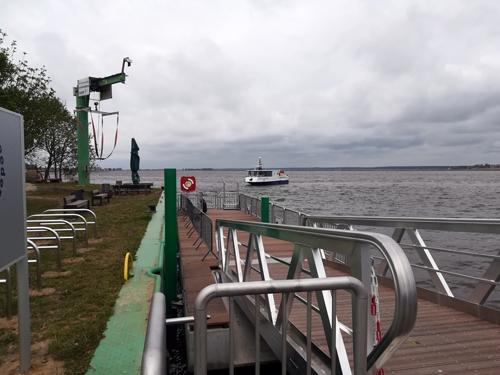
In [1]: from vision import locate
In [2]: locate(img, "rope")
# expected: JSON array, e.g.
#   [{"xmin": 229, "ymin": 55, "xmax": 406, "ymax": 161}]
[
  {"xmin": 90, "ymin": 110, "xmax": 100, "ymax": 158},
  {"xmin": 371, "ymin": 262, "xmax": 384, "ymax": 375},
  {"xmin": 74, "ymin": 115, "xmax": 87, "ymax": 138},
  {"xmin": 74, "ymin": 110, "xmax": 120, "ymax": 160},
  {"xmin": 96, "ymin": 113, "xmax": 119, "ymax": 160}
]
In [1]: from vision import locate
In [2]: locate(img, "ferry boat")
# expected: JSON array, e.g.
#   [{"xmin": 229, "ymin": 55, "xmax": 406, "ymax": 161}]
[{"xmin": 245, "ymin": 157, "xmax": 289, "ymax": 185}]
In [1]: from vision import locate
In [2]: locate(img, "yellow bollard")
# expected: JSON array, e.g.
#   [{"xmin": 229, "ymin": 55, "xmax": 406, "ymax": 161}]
[{"xmin": 124, "ymin": 252, "xmax": 133, "ymax": 283}]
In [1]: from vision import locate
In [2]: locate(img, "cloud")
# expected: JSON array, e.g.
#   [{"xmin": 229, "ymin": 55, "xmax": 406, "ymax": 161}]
[{"xmin": 3, "ymin": 0, "xmax": 500, "ymax": 168}]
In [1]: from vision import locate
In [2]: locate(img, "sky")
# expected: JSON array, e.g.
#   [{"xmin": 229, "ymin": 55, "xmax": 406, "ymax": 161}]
[{"xmin": 3, "ymin": 0, "xmax": 500, "ymax": 169}]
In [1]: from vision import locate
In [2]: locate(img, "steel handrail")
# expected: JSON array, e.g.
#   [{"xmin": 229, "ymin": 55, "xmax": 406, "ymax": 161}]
[
  {"xmin": 216, "ymin": 219, "xmax": 417, "ymax": 373},
  {"xmin": 305, "ymin": 215, "xmax": 500, "ymax": 234},
  {"xmin": 42, "ymin": 208, "xmax": 98, "ymax": 238},
  {"xmin": 194, "ymin": 276, "xmax": 368, "ymax": 375},
  {"xmin": 305, "ymin": 215, "xmax": 500, "ymax": 305},
  {"xmin": 141, "ymin": 293, "xmax": 166, "ymax": 375}
]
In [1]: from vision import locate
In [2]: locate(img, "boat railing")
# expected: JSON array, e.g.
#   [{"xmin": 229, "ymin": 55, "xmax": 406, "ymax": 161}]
[
  {"xmin": 215, "ymin": 219, "xmax": 417, "ymax": 374},
  {"xmin": 304, "ymin": 215, "xmax": 500, "ymax": 309}
]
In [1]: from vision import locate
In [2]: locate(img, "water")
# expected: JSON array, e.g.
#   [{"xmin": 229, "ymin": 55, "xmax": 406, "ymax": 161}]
[
  {"xmin": 91, "ymin": 169, "xmax": 500, "ymax": 308},
  {"xmin": 92, "ymin": 169, "xmax": 500, "ymax": 218}
]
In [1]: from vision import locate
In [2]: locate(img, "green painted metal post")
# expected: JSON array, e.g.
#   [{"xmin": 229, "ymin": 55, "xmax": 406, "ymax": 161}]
[
  {"xmin": 76, "ymin": 93, "xmax": 90, "ymax": 186},
  {"xmin": 261, "ymin": 196, "xmax": 269, "ymax": 223},
  {"xmin": 164, "ymin": 169, "xmax": 178, "ymax": 315},
  {"xmin": 74, "ymin": 60, "xmax": 131, "ymax": 186}
]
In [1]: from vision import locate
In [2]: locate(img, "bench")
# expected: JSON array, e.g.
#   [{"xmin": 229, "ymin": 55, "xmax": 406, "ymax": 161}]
[
  {"xmin": 63, "ymin": 195, "xmax": 89, "ymax": 209},
  {"xmin": 91, "ymin": 190, "xmax": 110, "ymax": 206},
  {"xmin": 113, "ymin": 183, "xmax": 153, "ymax": 195}
]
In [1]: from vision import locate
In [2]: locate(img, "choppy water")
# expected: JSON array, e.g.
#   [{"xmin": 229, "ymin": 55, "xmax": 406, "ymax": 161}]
[
  {"xmin": 92, "ymin": 169, "xmax": 500, "ymax": 218},
  {"xmin": 92, "ymin": 169, "xmax": 500, "ymax": 308}
]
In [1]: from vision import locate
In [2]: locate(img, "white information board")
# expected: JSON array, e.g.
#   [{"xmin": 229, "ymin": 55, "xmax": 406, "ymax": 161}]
[
  {"xmin": 0, "ymin": 108, "xmax": 27, "ymax": 272},
  {"xmin": 78, "ymin": 77, "xmax": 90, "ymax": 97}
]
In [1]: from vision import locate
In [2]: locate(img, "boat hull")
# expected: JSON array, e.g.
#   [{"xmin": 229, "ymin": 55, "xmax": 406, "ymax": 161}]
[{"xmin": 246, "ymin": 180, "xmax": 289, "ymax": 186}]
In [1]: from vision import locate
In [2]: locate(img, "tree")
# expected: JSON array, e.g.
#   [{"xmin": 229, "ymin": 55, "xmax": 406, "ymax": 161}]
[
  {"xmin": 0, "ymin": 29, "xmax": 58, "ymax": 158},
  {"xmin": 0, "ymin": 29, "xmax": 87, "ymax": 179},
  {"xmin": 36, "ymin": 96, "xmax": 78, "ymax": 179}
]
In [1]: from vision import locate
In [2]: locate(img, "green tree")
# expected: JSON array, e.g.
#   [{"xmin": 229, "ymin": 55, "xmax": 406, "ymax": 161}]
[
  {"xmin": 0, "ymin": 29, "xmax": 58, "ymax": 158},
  {"xmin": 37, "ymin": 96, "xmax": 78, "ymax": 179}
]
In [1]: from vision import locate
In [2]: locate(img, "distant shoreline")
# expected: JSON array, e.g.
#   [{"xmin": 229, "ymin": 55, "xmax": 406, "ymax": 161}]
[{"xmin": 91, "ymin": 167, "xmax": 500, "ymax": 172}]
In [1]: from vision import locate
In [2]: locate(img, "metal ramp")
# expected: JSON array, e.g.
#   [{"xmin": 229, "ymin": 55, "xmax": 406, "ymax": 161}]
[{"xmin": 198, "ymin": 220, "xmax": 419, "ymax": 375}]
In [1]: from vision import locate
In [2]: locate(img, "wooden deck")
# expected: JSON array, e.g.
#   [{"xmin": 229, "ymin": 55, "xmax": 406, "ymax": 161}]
[{"xmin": 178, "ymin": 208, "xmax": 500, "ymax": 374}]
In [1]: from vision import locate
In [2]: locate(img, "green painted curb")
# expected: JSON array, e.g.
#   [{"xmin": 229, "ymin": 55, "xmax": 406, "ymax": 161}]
[{"xmin": 86, "ymin": 193, "xmax": 165, "ymax": 375}]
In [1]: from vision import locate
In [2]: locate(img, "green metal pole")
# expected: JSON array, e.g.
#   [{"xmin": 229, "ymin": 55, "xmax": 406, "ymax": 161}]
[
  {"xmin": 164, "ymin": 169, "xmax": 178, "ymax": 315},
  {"xmin": 261, "ymin": 196, "xmax": 269, "ymax": 223},
  {"xmin": 76, "ymin": 93, "xmax": 90, "ymax": 186}
]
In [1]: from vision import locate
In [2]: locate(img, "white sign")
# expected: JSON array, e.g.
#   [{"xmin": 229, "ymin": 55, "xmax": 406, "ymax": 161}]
[
  {"xmin": 78, "ymin": 77, "xmax": 90, "ymax": 97},
  {"xmin": 0, "ymin": 108, "xmax": 27, "ymax": 272}
]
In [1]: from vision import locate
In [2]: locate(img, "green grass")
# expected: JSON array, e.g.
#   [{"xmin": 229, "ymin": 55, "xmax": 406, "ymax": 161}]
[{"xmin": 0, "ymin": 184, "xmax": 162, "ymax": 373}]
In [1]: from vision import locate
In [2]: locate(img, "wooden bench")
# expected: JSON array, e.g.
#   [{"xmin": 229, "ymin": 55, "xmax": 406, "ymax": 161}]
[
  {"xmin": 63, "ymin": 195, "xmax": 89, "ymax": 209},
  {"xmin": 91, "ymin": 190, "xmax": 110, "ymax": 206}
]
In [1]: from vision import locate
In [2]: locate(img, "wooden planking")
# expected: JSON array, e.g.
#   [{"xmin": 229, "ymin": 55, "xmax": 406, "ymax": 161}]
[
  {"xmin": 180, "ymin": 208, "xmax": 500, "ymax": 373},
  {"xmin": 177, "ymin": 211, "xmax": 226, "ymax": 327}
]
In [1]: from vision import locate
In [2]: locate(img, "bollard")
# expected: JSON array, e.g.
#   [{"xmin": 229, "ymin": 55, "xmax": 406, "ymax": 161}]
[{"xmin": 261, "ymin": 196, "xmax": 269, "ymax": 223}]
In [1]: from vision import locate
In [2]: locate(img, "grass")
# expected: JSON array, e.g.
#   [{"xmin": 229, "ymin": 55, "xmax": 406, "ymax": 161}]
[{"xmin": 0, "ymin": 183, "xmax": 162, "ymax": 374}]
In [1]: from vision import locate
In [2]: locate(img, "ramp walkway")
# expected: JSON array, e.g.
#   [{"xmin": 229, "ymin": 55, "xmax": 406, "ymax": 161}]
[{"xmin": 179, "ymin": 207, "xmax": 500, "ymax": 374}]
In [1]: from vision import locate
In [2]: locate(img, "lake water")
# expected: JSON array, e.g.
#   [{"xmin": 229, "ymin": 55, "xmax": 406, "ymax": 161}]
[
  {"xmin": 91, "ymin": 169, "xmax": 500, "ymax": 308},
  {"xmin": 92, "ymin": 169, "xmax": 500, "ymax": 218}
]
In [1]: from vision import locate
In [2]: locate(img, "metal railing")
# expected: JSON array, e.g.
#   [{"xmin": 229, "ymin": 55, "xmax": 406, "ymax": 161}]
[
  {"xmin": 0, "ymin": 267, "xmax": 12, "ymax": 320},
  {"xmin": 41, "ymin": 209, "xmax": 98, "ymax": 239},
  {"xmin": 27, "ymin": 227, "xmax": 62, "ymax": 271},
  {"xmin": 221, "ymin": 182, "xmax": 239, "ymax": 210},
  {"xmin": 28, "ymin": 213, "xmax": 89, "ymax": 247},
  {"xmin": 238, "ymin": 193, "xmax": 306, "ymax": 225},
  {"xmin": 216, "ymin": 219, "xmax": 417, "ymax": 374},
  {"xmin": 27, "ymin": 219, "xmax": 77, "ymax": 256},
  {"xmin": 304, "ymin": 216, "xmax": 500, "ymax": 307},
  {"xmin": 194, "ymin": 277, "xmax": 368, "ymax": 375},
  {"xmin": 141, "ymin": 293, "xmax": 167, "ymax": 375},
  {"xmin": 27, "ymin": 239, "xmax": 42, "ymax": 290},
  {"xmin": 239, "ymin": 194, "xmax": 261, "ymax": 219},
  {"xmin": 179, "ymin": 191, "xmax": 242, "ymax": 210},
  {"xmin": 179, "ymin": 195, "xmax": 214, "ymax": 260}
]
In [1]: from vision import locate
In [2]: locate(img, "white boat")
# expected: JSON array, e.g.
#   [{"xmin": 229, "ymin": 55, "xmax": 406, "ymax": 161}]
[{"xmin": 245, "ymin": 157, "xmax": 289, "ymax": 185}]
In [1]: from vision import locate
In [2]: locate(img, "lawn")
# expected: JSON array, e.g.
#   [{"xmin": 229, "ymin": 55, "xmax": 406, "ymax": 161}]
[{"xmin": 0, "ymin": 183, "xmax": 163, "ymax": 374}]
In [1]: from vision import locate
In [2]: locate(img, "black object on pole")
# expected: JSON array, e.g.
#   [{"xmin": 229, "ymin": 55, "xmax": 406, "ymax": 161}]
[{"xmin": 131, "ymin": 138, "xmax": 140, "ymax": 185}]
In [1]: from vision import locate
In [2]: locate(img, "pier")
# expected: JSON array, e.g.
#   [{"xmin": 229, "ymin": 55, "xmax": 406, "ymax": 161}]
[{"xmin": 176, "ymin": 199, "xmax": 500, "ymax": 374}]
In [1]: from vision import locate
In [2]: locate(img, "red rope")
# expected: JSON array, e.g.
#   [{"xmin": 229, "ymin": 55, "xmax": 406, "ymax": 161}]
[
  {"xmin": 96, "ymin": 113, "xmax": 119, "ymax": 160},
  {"xmin": 100, "ymin": 116, "xmax": 104, "ymax": 158},
  {"xmin": 75, "ymin": 111, "xmax": 119, "ymax": 160},
  {"xmin": 75, "ymin": 115, "xmax": 87, "ymax": 138},
  {"xmin": 90, "ymin": 111, "xmax": 100, "ymax": 158}
]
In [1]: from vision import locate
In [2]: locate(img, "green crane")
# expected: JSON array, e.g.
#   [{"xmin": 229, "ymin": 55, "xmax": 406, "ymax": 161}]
[{"xmin": 74, "ymin": 57, "xmax": 132, "ymax": 186}]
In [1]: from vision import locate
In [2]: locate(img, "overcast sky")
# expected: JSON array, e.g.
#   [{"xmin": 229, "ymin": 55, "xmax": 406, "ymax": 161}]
[{"xmin": 3, "ymin": 0, "xmax": 500, "ymax": 169}]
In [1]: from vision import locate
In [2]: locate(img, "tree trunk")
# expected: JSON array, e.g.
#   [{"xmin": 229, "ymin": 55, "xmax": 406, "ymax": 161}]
[{"xmin": 44, "ymin": 156, "xmax": 53, "ymax": 180}]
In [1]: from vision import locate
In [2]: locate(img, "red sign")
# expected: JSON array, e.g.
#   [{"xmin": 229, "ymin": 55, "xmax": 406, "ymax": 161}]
[{"xmin": 180, "ymin": 176, "xmax": 196, "ymax": 192}]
